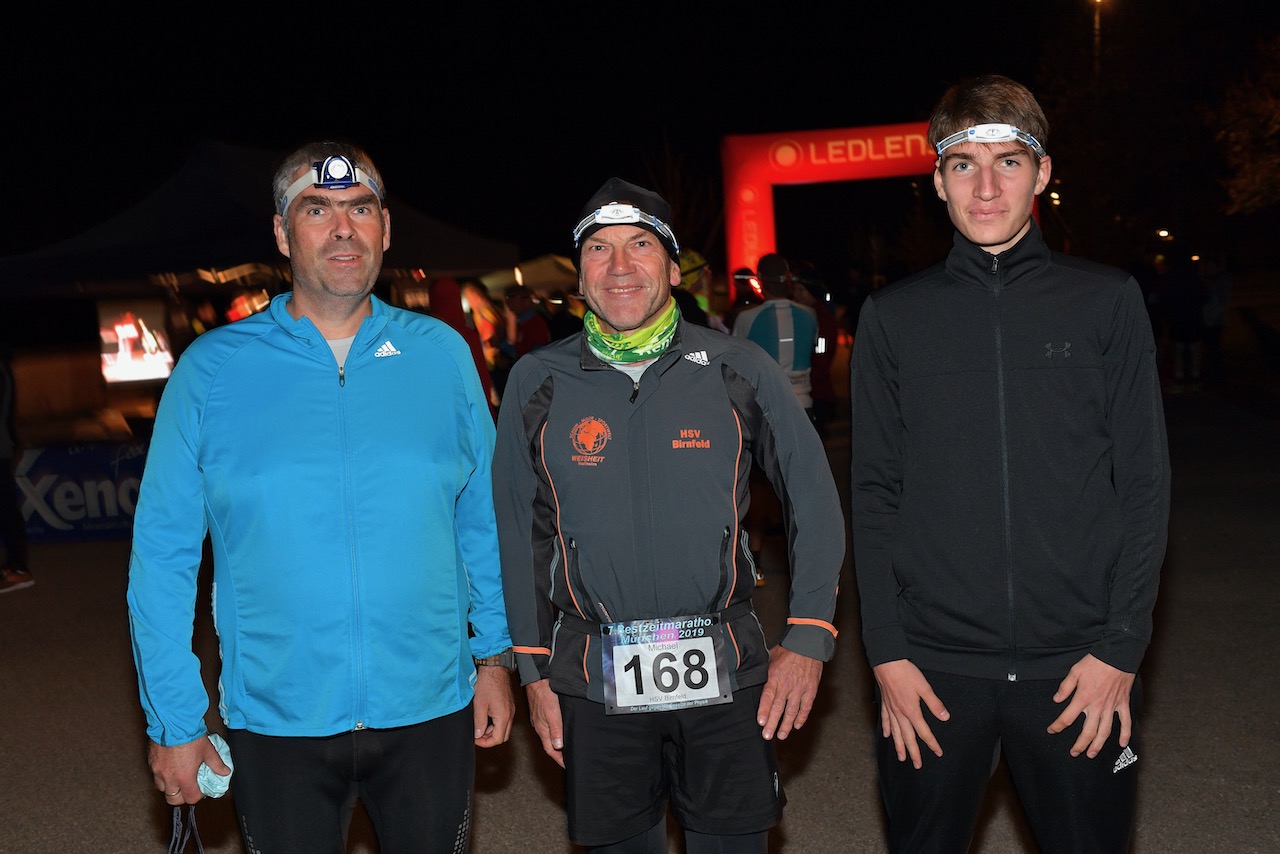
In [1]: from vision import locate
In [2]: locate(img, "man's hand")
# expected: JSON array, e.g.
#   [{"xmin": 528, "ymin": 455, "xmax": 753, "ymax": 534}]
[
  {"xmin": 148, "ymin": 736, "xmax": 229, "ymax": 804},
  {"xmin": 472, "ymin": 665, "xmax": 516, "ymax": 748},
  {"xmin": 525, "ymin": 679, "xmax": 566, "ymax": 768},
  {"xmin": 1047, "ymin": 653, "xmax": 1135, "ymax": 758},
  {"xmin": 756, "ymin": 646, "xmax": 823, "ymax": 741},
  {"xmin": 872, "ymin": 659, "xmax": 949, "ymax": 769}
]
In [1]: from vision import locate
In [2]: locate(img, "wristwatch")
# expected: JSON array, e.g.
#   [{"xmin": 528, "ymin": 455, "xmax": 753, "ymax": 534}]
[{"xmin": 473, "ymin": 647, "xmax": 516, "ymax": 672}]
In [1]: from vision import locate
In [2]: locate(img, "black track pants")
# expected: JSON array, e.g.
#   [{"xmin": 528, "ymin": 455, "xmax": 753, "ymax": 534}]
[{"xmin": 876, "ymin": 669, "xmax": 1142, "ymax": 854}]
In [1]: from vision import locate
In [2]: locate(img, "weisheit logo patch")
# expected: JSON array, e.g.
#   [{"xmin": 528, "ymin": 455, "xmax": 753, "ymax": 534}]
[{"xmin": 570, "ymin": 417, "xmax": 611, "ymax": 467}]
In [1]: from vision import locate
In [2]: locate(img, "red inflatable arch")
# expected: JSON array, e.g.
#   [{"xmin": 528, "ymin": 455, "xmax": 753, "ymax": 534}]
[{"xmin": 720, "ymin": 121, "xmax": 935, "ymax": 280}]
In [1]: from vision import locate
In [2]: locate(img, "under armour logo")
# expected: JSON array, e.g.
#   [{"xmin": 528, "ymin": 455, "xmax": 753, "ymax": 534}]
[{"xmin": 1045, "ymin": 342, "xmax": 1072, "ymax": 358}]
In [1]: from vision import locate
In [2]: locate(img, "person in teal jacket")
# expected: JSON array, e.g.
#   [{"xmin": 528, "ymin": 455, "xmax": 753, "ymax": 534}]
[{"xmin": 127, "ymin": 140, "xmax": 514, "ymax": 852}]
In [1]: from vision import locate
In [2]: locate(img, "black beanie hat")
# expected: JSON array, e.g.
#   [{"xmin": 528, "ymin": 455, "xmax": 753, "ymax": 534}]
[{"xmin": 572, "ymin": 177, "xmax": 680, "ymax": 263}]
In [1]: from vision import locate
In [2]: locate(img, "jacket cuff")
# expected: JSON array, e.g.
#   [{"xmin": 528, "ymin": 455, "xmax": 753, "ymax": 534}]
[
  {"xmin": 861, "ymin": 624, "xmax": 911, "ymax": 668},
  {"xmin": 780, "ymin": 623, "xmax": 837, "ymax": 662},
  {"xmin": 514, "ymin": 652, "xmax": 552, "ymax": 687},
  {"xmin": 1091, "ymin": 633, "xmax": 1147, "ymax": 673}
]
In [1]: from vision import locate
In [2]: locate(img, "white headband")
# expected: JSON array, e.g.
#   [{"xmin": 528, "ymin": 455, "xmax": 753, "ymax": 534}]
[
  {"xmin": 935, "ymin": 123, "xmax": 1047, "ymax": 159},
  {"xmin": 278, "ymin": 155, "xmax": 384, "ymax": 215},
  {"xmin": 572, "ymin": 203, "xmax": 679, "ymax": 252}
]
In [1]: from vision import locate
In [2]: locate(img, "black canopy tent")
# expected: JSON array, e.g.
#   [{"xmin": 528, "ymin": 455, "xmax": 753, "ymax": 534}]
[
  {"xmin": 0, "ymin": 138, "xmax": 520, "ymax": 299},
  {"xmin": 0, "ymin": 140, "xmax": 522, "ymax": 442}
]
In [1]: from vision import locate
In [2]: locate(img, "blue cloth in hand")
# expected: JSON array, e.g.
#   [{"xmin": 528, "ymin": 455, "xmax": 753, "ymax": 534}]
[{"xmin": 197, "ymin": 733, "xmax": 233, "ymax": 798}]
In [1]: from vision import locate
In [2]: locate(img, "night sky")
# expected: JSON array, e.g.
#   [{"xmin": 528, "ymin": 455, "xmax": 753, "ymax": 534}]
[{"xmin": 6, "ymin": 3, "xmax": 1276, "ymax": 280}]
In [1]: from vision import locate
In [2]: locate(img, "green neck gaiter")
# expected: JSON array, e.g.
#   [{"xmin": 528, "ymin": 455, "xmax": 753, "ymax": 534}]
[{"xmin": 583, "ymin": 296, "xmax": 680, "ymax": 364}]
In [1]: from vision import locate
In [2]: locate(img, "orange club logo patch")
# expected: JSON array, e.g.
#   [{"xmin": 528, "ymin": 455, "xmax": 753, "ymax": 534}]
[{"xmin": 570, "ymin": 417, "xmax": 611, "ymax": 466}]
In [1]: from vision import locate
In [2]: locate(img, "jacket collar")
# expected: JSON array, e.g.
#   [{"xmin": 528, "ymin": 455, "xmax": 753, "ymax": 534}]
[
  {"xmin": 269, "ymin": 291, "xmax": 390, "ymax": 345},
  {"xmin": 944, "ymin": 218, "xmax": 1052, "ymax": 289}
]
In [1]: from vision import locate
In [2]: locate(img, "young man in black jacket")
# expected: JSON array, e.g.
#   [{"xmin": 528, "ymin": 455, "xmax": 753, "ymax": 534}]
[{"xmin": 849, "ymin": 75, "xmax": 1170, "ymax": 853}]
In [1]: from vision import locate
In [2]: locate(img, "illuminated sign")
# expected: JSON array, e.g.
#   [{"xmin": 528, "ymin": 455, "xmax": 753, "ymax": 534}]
[{"xmin": 721, "ymin": 121, "xmax": 935, "ymax": 279}]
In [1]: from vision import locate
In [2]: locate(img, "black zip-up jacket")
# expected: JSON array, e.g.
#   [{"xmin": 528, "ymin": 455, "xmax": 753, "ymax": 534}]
[
  {"xmin": 494, "ymin": 318, "xmax": 844, "ymax": 703},
  {"xmin": 850, "ymin": 222, "xmax": 1170, "ymax": 681}
]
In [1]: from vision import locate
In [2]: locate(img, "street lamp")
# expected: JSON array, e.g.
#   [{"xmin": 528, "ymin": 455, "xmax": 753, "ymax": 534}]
[{"xmin": 1093, "ymin": 0, "xmax": 1105, "ymax": 80}]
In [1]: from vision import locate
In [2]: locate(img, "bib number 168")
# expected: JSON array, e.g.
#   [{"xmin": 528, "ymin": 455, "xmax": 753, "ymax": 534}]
[{"xmin": 611, "ymin": 637, "xmax": 723, "ymax": 708}]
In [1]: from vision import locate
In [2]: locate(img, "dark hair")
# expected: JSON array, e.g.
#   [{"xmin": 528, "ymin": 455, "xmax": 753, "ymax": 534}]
[{"xmin": 928, "ymin": 74, "xmax": 1049, "ymax": 157}]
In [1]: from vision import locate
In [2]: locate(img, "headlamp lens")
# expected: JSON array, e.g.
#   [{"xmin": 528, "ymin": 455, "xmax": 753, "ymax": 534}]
[{"xmin": 317, "ymin": 155, "xmax": 355, "ymax": 188}]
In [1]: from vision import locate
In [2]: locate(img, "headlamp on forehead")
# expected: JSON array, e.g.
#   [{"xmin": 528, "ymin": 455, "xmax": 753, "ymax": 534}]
[
  {"xmin": 278, "ymin": 155, "xmax": 384, "ymax": 215},
  {"xmin": 572, "ymin": 203, "xmax": 680, "ymax": 252},
  {"xmin": 935, "ymin": 123, "xmax": 1047, "ymax": 159}
]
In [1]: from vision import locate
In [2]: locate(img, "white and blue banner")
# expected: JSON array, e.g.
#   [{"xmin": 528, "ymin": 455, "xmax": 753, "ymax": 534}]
[{"xmin": 16, "ymin": 442, "xmax": 148, "ymax": 541}]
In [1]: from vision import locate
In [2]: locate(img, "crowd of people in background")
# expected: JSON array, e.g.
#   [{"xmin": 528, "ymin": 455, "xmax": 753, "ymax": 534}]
[
  {"xmin": 414, "ymin": 236, "xmax": 1236, "ymax": 429},
  {"xmin": 1133, "ymin": 250, "xmax": 1235, "ymax": 391},
  {"xmin": 415, "ymin": 243, "xmax": 864, "ymax": 427}
]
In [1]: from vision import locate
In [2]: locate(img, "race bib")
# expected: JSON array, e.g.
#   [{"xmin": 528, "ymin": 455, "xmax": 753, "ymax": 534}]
[{"xmin": 601, "ymin": 612, "xmax": 733, "ymax": 714}]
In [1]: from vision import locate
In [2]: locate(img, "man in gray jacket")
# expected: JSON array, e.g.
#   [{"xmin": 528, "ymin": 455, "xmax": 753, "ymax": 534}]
[{"xmin": 494, "ymin": 177, "xmax": 844, "ymax": 853}]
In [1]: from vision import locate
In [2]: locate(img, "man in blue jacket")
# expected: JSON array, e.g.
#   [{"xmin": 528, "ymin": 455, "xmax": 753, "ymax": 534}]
[
  {"xmin": 493, "ymin": 177, "xmax": 844, "ymax": 853},
  {"xmin": 127, "ymin": 140, "xmax": 513, "ymax": 852},
  {"xmin": 850, "ymin": 75, "xmax": 1170, "ymax": 853}
]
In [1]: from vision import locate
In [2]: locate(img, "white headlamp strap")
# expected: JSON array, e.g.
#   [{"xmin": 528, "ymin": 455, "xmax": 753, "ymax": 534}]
[
  {"xmin": 572, "ymin": 203, "xmax": 679, "ymax": 252},
  {"xmin": 935, "ymin": 123, "xmax": 1047, "ymax": 159},
  {"xmin": 278, "ymin": 155, "xmax": 384, "ymax": 215}
]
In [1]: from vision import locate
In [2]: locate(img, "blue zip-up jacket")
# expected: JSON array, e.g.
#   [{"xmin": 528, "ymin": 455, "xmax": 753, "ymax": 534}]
[
  {"xmin": 127, "ymin": 292, "xmax": 509, "ymax": 745},
  {"xmin": 850, "ymin": 222, "xmax": 1170, "ymax": 681}
]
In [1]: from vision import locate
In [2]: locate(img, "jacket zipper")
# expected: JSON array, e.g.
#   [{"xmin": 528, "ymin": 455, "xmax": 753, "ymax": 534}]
[{"xmin": 991, "ymin": 256, "xmax": 1018, "ymax": 682}]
